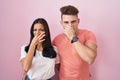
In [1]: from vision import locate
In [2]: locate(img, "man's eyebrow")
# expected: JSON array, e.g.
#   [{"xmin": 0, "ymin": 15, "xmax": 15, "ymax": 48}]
[
  {"xmin": 71, "ymin": 20, "xmax": 77, "ymax": 23},
  {"xmin": 63, "ymin": 21, "xmax": 68, "ymax": 23}
]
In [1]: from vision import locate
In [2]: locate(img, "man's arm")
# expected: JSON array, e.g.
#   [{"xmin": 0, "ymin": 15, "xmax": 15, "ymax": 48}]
[
  {"xmin": 73, "ymin": 41, "xmax": 97, "ymax": 64},
  {"xmin": 55, "ymin": 63, "xmax": 60, "ymax": 71}
]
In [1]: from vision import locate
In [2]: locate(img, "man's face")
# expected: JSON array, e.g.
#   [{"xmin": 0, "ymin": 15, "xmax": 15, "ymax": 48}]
[{"xmin": 61, "ymin": 15, "xmax": 80, "ymax": 32}]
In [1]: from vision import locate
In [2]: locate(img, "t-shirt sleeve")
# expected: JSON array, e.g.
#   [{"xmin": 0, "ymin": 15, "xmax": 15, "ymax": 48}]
[
  {"xmin": 52, "ymin": 38, "xmax": 56, "ymax": 46},
  {"xmin": 85, "ymin": 31, "xmax": 97, "ymax": 45},
  {"xmin": 19, "ymin": 45, "xmax": 27, "ymax": 61},
  {"xmin": 53, "ymin": 46, "xmax": 60, "ymax": 64}
]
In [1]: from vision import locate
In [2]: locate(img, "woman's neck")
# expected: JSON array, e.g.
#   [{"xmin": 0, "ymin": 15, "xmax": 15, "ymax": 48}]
[{"xmin": 37, "ymin": 44, "xmax": 43, "ymax": 51}]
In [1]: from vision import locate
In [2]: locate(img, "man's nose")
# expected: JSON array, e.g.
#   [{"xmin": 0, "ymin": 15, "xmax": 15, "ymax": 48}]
[{"xmin": 68, "ymin": 23, "xmax": 73, "ymax": 27}]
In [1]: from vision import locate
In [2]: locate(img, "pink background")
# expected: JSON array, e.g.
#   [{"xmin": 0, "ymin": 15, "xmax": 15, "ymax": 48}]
[{"xmin": 0, "ymin": 0, "xmax": 120, "ymax": 80}]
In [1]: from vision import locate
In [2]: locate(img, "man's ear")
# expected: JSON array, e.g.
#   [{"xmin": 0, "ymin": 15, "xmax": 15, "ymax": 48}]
[
  {"xmin": 60, "ymin": 20, "xmax": 65, "ymax": 29},
  {"xmin": 60, "ymin": 20, "xmax": 63, "ymax": 25},
  {"xmin": 78, "ymin": 18, "xmax": 80, "ymax": 24}
]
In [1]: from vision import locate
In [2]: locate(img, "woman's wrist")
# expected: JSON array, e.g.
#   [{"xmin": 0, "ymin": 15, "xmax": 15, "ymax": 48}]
[{"xmin": 30, "ymin": 42, "xmax": 36, "ymax": 49}]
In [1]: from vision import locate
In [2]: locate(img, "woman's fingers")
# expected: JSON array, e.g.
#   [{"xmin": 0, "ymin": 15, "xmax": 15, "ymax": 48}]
[{"xmin": 38, "ymin": 32, "xmax": 45, "ymax": 42}]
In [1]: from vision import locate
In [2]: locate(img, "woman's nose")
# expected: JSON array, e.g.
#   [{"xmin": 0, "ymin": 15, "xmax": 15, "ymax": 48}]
[{"xmin": 36, "ymin": 30, "xmax": 41, "ymax": 34}]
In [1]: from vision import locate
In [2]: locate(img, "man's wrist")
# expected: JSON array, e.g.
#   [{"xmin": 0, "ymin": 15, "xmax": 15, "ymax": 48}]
[{"xmin": 71, "ymin": 36, "xmax": 78, "ymax": 43}]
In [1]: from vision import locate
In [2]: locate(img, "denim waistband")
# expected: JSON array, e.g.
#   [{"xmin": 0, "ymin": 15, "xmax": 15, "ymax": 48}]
[{"xmin": 25, "ymin": 76, "xmax": 52, "ymax": 80}]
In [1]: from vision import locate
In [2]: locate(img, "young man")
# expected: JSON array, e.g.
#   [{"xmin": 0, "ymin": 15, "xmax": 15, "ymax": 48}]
[{"xmin": 53, "ymin": 5, "xmax": 97, "ymax": 80}]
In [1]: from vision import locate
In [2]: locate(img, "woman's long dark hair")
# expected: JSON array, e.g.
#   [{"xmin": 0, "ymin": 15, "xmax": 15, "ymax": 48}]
[{"xmin": 25, "ymin": 18, "xmax": 56, "ymax": 58}]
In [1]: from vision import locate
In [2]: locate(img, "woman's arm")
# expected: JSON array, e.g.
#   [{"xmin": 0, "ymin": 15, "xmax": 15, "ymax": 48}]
[
  {"xmin": 21, "ymin": 71, "xmax": 27, "ymax": 80},
  {"xmin": 21, "ymin": 43, "xmax": 36, "ymax": 72}
]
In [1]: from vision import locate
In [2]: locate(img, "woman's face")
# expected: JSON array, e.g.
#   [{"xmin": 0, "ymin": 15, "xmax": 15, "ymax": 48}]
[{"xmin": 33, "ymin": 23, "xmax": 45, "ymax": 36}]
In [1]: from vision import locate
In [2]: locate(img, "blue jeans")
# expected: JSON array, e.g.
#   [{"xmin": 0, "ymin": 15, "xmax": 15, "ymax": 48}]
[
  {"xmin": 25, "ymin": 76, "xmax": 30, "ymax": 80},
  {"xmin": 25, "ymin": 76, "xmax": 52, "ymax": 80}
]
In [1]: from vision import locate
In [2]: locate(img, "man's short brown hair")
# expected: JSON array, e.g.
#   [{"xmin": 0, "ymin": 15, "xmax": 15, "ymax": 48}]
[{"xmin": 60, "ymin": 5, "xmax": 79, "ymax": 16}]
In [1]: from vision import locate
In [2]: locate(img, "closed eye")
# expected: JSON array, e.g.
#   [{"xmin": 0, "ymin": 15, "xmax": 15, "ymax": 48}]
[
  {"xmin": 64, "ymin": 21, "xmax": 69, "ymax": 24},
  {"xmin": 71, "ymin": 20, "xmax": 77, "ymax": 24}
]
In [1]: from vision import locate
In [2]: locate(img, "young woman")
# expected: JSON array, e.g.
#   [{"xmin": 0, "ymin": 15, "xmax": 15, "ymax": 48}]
[{"xmin": 20, "ymin": 18, "xmax": 59, "ymax": 80}]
